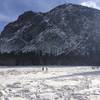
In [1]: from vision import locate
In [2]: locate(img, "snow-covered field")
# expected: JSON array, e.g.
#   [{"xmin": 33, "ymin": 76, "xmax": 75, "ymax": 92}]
[{"xmin": 0, "ymin": 66, "xmax": 100, "ymax": 100}]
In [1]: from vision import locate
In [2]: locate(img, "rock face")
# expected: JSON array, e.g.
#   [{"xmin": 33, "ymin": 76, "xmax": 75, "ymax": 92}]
[{"xmin": 0, "ymin": 3, "xmax": 100, "ymax": 66}]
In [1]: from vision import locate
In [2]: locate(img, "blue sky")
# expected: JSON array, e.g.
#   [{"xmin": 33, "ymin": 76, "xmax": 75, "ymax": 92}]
[{"xmin": 0, "ymin": 0, "xmax": 100, "ymax": 31}]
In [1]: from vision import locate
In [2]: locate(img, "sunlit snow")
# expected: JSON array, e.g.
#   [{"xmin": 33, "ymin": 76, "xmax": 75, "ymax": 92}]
[{"xmin": 0, "ymin": 66, "xmax": 100, "ymax": 100}]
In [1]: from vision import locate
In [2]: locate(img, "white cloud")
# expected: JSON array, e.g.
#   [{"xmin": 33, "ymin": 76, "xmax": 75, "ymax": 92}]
[{"xmin": 81, "ymin": 1, "xmax": 100, "ymax": 10}]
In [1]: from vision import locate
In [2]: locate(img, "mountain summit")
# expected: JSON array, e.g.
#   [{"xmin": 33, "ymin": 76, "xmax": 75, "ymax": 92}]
[{"xmin": 0, "ymin": 4, "xmax": 100, "ymax": 65}]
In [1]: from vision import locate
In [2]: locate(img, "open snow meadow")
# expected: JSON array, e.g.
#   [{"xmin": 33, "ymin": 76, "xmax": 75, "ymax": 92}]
[{"xmin": 0, "ymin": 66, "xmax": 100, "ymax": 100}]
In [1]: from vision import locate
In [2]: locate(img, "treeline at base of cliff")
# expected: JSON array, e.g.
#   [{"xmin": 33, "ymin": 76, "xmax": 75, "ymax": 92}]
[{"xmin": 0, "ymin": 51, "xmax": 100, "ymax": 66}]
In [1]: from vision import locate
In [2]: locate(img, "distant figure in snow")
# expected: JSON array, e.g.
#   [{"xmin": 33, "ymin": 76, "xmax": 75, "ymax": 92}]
[
  {"xmin": 46, "ymin": 67, "xmax": 48, "ymax": 72},
  {"xmin": 42, "ymin": 67, "xmax": 44, "ymax": 71},
  {"xmin": 41, "ymin": 67, "xmax": 48, "ymax": 72}
]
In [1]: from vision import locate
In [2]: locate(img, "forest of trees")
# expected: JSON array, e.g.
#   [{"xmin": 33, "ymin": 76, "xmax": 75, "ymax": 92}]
[{"xmin": 0, "ymin": 50, "xmax": 100, "ymax": 66}]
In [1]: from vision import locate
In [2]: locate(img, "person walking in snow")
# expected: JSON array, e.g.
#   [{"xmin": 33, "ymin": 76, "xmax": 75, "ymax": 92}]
[{"xmin": 42, "ymin": 67, "xmax": 44, "ymax": 71}]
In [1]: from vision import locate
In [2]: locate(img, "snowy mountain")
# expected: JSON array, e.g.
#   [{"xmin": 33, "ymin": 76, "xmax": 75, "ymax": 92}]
[{"xmin": 0, "ymin": 3, "xmax": 100, "ymax": 65}]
